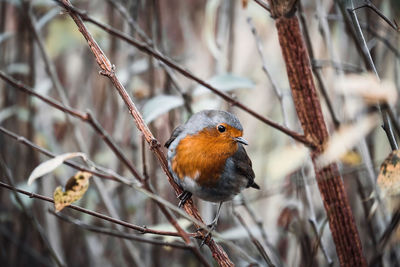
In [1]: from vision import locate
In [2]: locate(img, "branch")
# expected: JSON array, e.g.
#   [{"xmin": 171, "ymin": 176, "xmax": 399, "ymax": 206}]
[
  {"xmin": 0, "ymin": 181, "xmax": 184, "ymax": 237},
  {"xmin": 0, "ymin": 126, "xmax": 119, "ymax": 182},
  {"xmin": 339, "ymin": 0, "xmax": 399, "ymax": 150},
  {"xmin": 254, "ymin": 0, "xmax": 271, "ymax": 12},
  {"xmin": 53, "ymin": 0, "xmax": 313, "ymax": 147},
  {"xmin": 0, "ymin": 126, "xmax": 212, "ymax": 231},
  {"xmin": 50, "ymin": 211, "xmax": 191, "ymax": 250},
  {"xmin": 352, "ymin": 1, "xmax": 399, "ymax": 32},
  {"xmin": 0, "ymin": 157, "xmax": 65, "ymax": 267},
  {"xmin": 247, "ymin": 17, "xmax": 290, "ymax": 128},
  {"xmin": 233, "ymin": 209, "xmax": 275, "ymax": 266}
]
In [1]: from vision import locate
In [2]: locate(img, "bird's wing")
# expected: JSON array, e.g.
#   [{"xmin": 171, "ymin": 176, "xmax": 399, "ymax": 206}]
[
  {"xmin": 232, "ymin": 145, "xmax": 259, "ymax": 189},
  {"xmin": 164, "ymin": 125, "xmax": 184, "ymax": 148}
]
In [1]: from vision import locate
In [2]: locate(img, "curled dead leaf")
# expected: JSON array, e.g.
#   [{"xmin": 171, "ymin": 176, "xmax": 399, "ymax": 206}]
[
  {"xmin": 54, "ymin": 171, "xmax": 91, "ymax": 212},
  {"xmin": 377, "ymin": 150, "xmax": 400, "ymax": 199}
]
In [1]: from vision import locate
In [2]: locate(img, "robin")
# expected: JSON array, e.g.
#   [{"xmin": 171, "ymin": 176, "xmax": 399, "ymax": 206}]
[{"xmin": 165, "ymin": 110, "xmax": 259, "ymax": 229}]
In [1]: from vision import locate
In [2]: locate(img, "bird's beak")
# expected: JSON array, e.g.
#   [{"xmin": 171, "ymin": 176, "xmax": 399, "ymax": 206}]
[{"xmin": 234, "ymin": 137, "xmax": 248, "ymax": 145}]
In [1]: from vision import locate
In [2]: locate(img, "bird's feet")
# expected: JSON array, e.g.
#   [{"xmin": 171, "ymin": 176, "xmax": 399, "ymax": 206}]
[
  {"xmin": 177, "ymin": 190, "xmax": 192, "ymax": 208},
  {"xmin": 196, "ymin": 221, "xmax": 218, "ymax": 247}
]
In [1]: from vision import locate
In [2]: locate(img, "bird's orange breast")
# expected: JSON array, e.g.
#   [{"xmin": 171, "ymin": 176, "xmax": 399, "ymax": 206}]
[{"xmin": 172, "ymin": 127, "xmax": 240, "ymax": 187}]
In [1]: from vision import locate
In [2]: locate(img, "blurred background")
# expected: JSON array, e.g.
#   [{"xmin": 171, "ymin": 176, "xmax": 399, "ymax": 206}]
[{"xmin": 0, "ymin": 0, "xmax": 399, "ymax": 266}]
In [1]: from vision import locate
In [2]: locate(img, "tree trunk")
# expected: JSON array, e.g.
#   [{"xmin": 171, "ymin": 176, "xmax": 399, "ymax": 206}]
[{"xmin": 267, "ymin": 1, "xmax": 367, "ymax": 266}]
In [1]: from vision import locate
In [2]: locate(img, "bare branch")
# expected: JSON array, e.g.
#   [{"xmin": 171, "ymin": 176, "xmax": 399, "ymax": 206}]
[
  {"xmin": 0, "ymin": 181, "xmax": 185, "ymax": 237},
  {"xmin": 50, "ymin": 211, "xmax": 192, "ymax": 250},
  {"xmin": 52, "ymin": 0, "xmax": 313, "ymax": 147},
  {"xmin": 352, "ymin": 1, "xmax": 399, "ymax": 32},
  {"xmin": 233, "ymin": 209, "xmax": 275, "ymax": 266}
]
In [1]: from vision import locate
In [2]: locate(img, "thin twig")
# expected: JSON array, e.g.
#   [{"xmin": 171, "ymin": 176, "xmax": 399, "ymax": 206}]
[
  {"xmin": 344, "ymin": 0, "xmax": 398, "ymax": 150},
  {"xmin": 0, "ymin": 181, "xmax": 184, "ymax": 237},
  {"xmin": 0, "ymin": 126, "xmax": 119, "ymax": 181},
  {"xmin": 311, "ymin": 59, "xmax": 363, "ymax": 73},
  {"xmin": 106, "ymin": 0, "xmax": 193, "ymax": 114},
  {"xmin": 233, "ymin": 209, "xmax": 275, "ymax": 266},
  {"xmin": 352, "ymin": 1, "xmax": 399, "ymax": 32},
  {"xmin": 0, "ymin": 158, "xmax": 65, "ymax": 267},
  {"xmin": 141, "ymin": 136, "xmax": 150, "ymax": 182},
  {"xmin": 239, "ymin": 195, "xmax": 284, "ymax": 266},
  {"xmin": 50, "ymin": 211, "xmax": 191, "ymax": 250},
  {"xmin": 247, "ymin": 17, "xmax": 290, "ymax": 128},
  {"xmin": 308, "ymin": 218, "xmax": 332, "ymax": 266},
  {"xmin": 254, "ymin": 0, "xmax": 271, "ymax": 12}
]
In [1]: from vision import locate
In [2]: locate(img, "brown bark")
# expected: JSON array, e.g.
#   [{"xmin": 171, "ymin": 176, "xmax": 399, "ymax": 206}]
[{"xmin": 268, "ymin": 2, "xmax": 367, "ymax": 266}]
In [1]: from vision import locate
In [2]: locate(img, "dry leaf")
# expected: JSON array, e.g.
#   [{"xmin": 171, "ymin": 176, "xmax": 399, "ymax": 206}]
[
  {"xmin": 316, "ymin": 114, "xmax": 379, "ymax": 168},
  {"xmin": 377, "ymin": 150, "xmax": 400, "ymax": 244},
  {"xmin": 53, "ymin": 171, "xmax": 91, "ymax": 212},
  {"xmin": 242, "ymin": 0, "xmax": 249, "ymax": 8},
  {"xmin": 336, "ymin": 73, "xmax": 397, "ymax": 106},
  {"xmin": 377, "ymin": 150, "xmax": 400, "ymax": 198},
  {"xmin": 28, "ymin": 152, "xmax": 87, "ymax": 185}
]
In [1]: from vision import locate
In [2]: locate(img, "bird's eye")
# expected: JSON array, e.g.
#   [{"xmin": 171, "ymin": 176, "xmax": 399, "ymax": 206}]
[{"xmin": 217, "ymin": 125, "xmax": 226, "ymax": 133}]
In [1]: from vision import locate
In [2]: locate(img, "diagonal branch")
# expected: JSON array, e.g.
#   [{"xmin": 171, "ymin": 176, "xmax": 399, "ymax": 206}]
[
  {"xmin": 33, "ymin": 0, "xmax": 233, "ymax": 264},
  {"xmin": 52, "ymin": 0, "xmax": 313, "ymax": 147}
]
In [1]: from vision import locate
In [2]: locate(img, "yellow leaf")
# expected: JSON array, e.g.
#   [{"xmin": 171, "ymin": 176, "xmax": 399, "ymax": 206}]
[
  {"xmin": 340, "ymin": 151, "xmax": 362, "ymax": 166},
  {"xmin": 53, "ymin": 171, "xmax": 91, "ymax": 212}
]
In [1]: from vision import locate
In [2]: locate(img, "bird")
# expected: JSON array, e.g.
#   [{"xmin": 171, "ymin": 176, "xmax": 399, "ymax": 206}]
[{"xmin": 165, "ymin": 110, "xmax": 259, "ymax": 230}]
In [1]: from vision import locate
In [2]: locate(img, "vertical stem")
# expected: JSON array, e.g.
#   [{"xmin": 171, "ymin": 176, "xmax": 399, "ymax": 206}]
[{"xmin": 273, "ymin": 13, "xmax": 366, "ymax": 267}]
